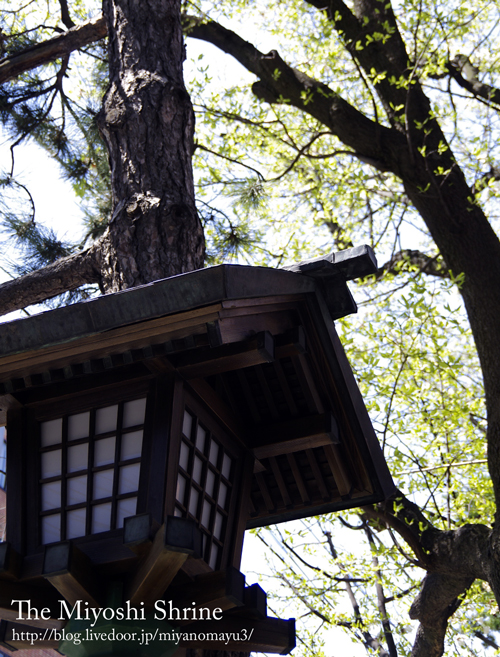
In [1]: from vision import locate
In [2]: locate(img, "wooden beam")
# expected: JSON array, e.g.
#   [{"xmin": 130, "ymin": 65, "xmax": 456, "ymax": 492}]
[
  {"xmin": 306, "ymin": 449, "xmax": 330, "ymax": 501},
  {"xmin": 255, "ymin": 471, "xmax": 275, "ymax": 512},
  {"xmin": 286, "ymin": 452, "xmax": 310, "ymax": 503},
  {"xmin": 178, "ymin": 615, "xmax": 295, "ymax": 654},
  {"xmin": 42, "ymin": 541, "xmax": 103, "ymax": 608},
  {"xmin": 252, "ymin": 412, "xmax": 339, "ymax": 459},
  {"xmin": 269, "ymin": 457, "xmax": 292, "ymax": 507},
  {"xmin": 274, "ymin": 325, "xmax": 307, "ymax": 359},
  {"xmin": 324, "ymin": 444, "xmax": 352, "ymax": 497},
  {"xmin": 127, "ymin": 517, "xmax": 202, "ymax": 606},
  {"xmin": 0, "ymin": 305, "xmax": 222, "ymax": 383},
  {"xmin": 188, "ymin": 377, "xmax": 249, "ymax": 444},
  {"xmin": 175, "ymin": 331, "xmax": 275, "ymax": 379},
  {"xmin": 167, "ymin": 567, "xmax": 245, "ymax": 620},
  {"xmin": 226, "ymin": 583, "xmax": 267, "ymax": 619}
]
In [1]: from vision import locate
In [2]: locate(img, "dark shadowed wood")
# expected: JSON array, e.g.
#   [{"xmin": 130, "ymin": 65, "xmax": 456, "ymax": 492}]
[
  {"xmin": 168, "ymin": 568, "xmax": 245, "ymax": 618},
  {"xmin": 42, "ymin": 542, "xmax": 103, "ymax": 607},
  {"xmin": 127, "ymin": 518, "xmax": 202, "ymax": 606},
  {"xmin": 252, "ymin": 412, "xmax": 340, "ymax": 459}
]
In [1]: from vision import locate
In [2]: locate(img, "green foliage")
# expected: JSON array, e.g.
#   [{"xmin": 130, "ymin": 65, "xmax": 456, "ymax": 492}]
[{"xmin": 0, "ymin": 0, "xmax": 110, "ymax": 279}]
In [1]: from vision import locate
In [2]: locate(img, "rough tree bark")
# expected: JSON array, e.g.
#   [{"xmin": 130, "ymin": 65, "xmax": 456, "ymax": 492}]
[{"xmin": 95, "ymin": 0, "xmax": 204, "ymax": 291}]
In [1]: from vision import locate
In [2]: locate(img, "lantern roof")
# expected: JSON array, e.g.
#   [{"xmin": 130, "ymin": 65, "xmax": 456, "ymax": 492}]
[{"xmin": 0, "ymin": 245, "xmax": 394, "ymax": 527}]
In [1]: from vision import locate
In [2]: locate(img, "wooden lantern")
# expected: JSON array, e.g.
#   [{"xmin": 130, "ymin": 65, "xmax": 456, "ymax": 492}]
[{"xmin": 0, "ymin": 246, "xmax": 394, "ymax": 655}]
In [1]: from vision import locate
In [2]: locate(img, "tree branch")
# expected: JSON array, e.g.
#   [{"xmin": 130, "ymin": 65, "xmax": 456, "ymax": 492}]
[
  {"xmin": 448, "ymin": 55, "xmax": 500, "ymax": 107},
  {"xmin": 0, "ymin": 245, "xmax": 101, "ymax": 315},
  {"xmin": 0, "ymin": 17, "xmax": 106, "ymax": 84},
  {"xmin": 184, "ymin": 15, "xmax": 408, "ymax": 175},
  {"xmin": 409, "ymin": 573, "xmax": 473, "ymax": 657},
  {"xmin": 377, "ymin": 249, "xmax": 449, "ymax": 279}
]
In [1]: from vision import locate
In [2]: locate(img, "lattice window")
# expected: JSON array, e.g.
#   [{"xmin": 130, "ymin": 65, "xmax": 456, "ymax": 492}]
[
  {"xmin": 38, "ymin": 397, "xmax": 147, "ymax": 545},
  {"xmin": 175, "ymin": 408, "xmax": 234, "ymax": 570}
]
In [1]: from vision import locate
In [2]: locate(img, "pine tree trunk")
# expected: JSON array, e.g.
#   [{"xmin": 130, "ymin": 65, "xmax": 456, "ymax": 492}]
[{"xmin": 97, "ymin": 0, "xmax": 205, "ymax": 291}]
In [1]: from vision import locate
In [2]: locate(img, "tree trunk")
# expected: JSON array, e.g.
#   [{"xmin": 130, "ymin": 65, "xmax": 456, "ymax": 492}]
[{"xmin": 97, "ymin": 0, "xmax": 205, "ymax": 291}]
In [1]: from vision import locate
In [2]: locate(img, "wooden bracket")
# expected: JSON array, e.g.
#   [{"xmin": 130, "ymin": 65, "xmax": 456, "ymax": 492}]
[
  {"xmin": 42, "ymin": 541, "xmax": 103, "ymax": 608},
  {"xmin": 167, "ymin": 566, "xmax": 245, "ymax": 621},
  {"xmin": 226, "ymin": 583, "xmax": 267, "ymax": 619},
  {"xmin": 127, "ymin": 516, "xmax": 202, "ymax": 606},
  {"xmin": 252, "ymin": 411, "xmax": 340, "ymax": 459},
  {"xmin": 174, "ymin": 331, "xmax": 274, "ymax": 379}
]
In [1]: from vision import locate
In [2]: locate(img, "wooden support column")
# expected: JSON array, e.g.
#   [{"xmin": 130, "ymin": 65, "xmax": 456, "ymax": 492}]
[
  {"xmin": 127, "ymin": 516, "xmax": 202, "ymax": 606},
  {"xmin": 42, "ymin": 541, "xmax": 103, "ymax": 608}
]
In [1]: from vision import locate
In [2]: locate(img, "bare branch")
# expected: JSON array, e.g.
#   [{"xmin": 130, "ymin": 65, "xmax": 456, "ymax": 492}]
[
  {"xmin": 184, "ymin": 15, "xmax": 408, "ymax": 175},
  {"xmin": 377, "ymin": 249, "xmax": 449, "ymax": 279},
  {"xmin": 0, "ymin": 245, "xmax": 101, "ymax": 316},
  {"xmin": 58, "ymin": 0, "xmax": 76, "ymax": 29},
  {"xmin": 410, "ymin": 574, "xmax": 473, "ymax": 657},
  {"xmin": 364, "ymin": 523, "xmax": 398, "ymax": 657},
  {"xmin": 0, "ymin": 17, "xmax": 106, "ymax": 84},
  {"xmin": 449, "ymin": 54, "xmax": 500, "ymax": 107}
]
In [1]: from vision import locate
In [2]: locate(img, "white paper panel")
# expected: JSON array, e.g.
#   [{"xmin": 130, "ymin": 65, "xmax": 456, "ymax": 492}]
[
  {"xmin": 94, "ymin": 437, "xmax": 116, "ymax": 466},
  {"xmin": 41, "ymin": 481, "xmax": 61, "ymax": 511},
  {"xmin": 208, "ymin": 441, "xmax": 219, "ymax": 467},
  {"xmin": 176, "ymin": 474, "xmax": 186, "ymax": 504},
  {"xmin": 68, "ymin": 412, "xmax": 90, "ymax": 441},
  {"xmin": 121, "ymin": 431, "xmax": 143, "ymax": 460},
  {"xmin": 196, "ymin": 426, "xmax": 206, "ymax": 452},
  {"xmin": 222, "ymin": 454, "xmax": 232, "ymax": 479},
  {"xmin": 41, "ymin": 450, "xmax": 62, "ymax": 478},
  {"xmin": 205, "ymin": 469, "xmax": 215, "ymax": 498},
  {"xmin": 182, "ymin": 411, "xmax": 193, "ymax": 439},
  {"xmin": 93, "ymin": 469, "xmax": 114, "ymax": 499},
  {"xmin": 118, "ymin": 463, "xmax": 140, "ymax": 494},
  {"xmin": 42, "ymin": 514, "xmax": 60, "ymax": 544},
  {"xmin": 123, "ymin": 398, "xmax": 147, "ymax": 428},
  {"xmin": 68, "ymin": 443, "xmax": 89, "ymax": 473},
  {"xmin": 92, "ymin": 503, "xmax": 112, "ymax": 534},
  {"xmin": 41, "ymin": 419, "xmax": 62, "ymax": 447},
  {"xmin": 202, "ymin": 499, "xmax": 212, "ymax": 529},
  {"xmin": 179, "ymin": 442, "xmax": 190, "ymax": 470},
  {"xmin": 67, "ymin": 475, "xmax": 88, "ymax": 506},
  {"xmin": 214, "ymin": 511, "xmax": 224, "ymax": 540},
  {"xmin": 117, "ymin": 497, "xmax": 137, "ymax": 529},
  {"xmin": 193, "ymin": 455, "xmax": 203, "ymax": 484},
  {"xmin": 218, "ymin": 482, "xmax": 228, "ymax": 510},
  {"xmin": 95, "ymin": 405, "xmax": 118, "ymax": 434},
  {"xmin": 67, "ymin": 508, "xmax": 86, "ymax": 539},
  {"xmin": 188, "ymin": 488, "xmax": 199, "ymax": 516}
]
